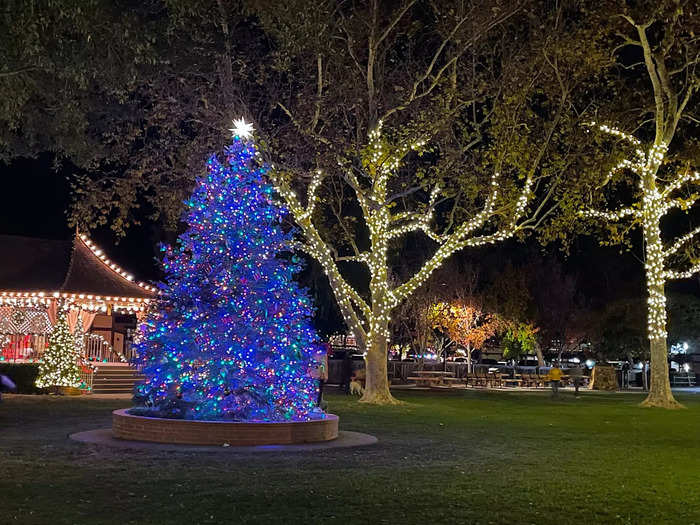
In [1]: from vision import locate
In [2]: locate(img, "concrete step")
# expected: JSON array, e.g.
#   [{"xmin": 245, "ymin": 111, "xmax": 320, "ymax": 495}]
[
  {"xmin": 92, "ymin": 378, "xmax": 138, "ymax": 382},
  {"xmin": 91, "ymin": 363, "xmax": 143, "ymax": 394},
  {"xmin": 95, "ymin": 370, "xmax": 143, "ymax": 377},
  {"xmin": 93, "ymin": 380, "xmax": 143, "ymax": 385},
  {"xmin": 86, "ymin": 365, "xmax": 134, "ymax": 369},
  {"xmin": 93, "ymin": 369, "xmax": 140, "ymax": 374},
  {"xmin": 93, "ymin": 377, "xmax": 144, "ymax": 381},
  {"xmin": 93, "ymin": 371, "xmax": 142, "ymax": 376},
  {"xmin": 92, "ymin": 380, "xmax": 138, "ymax": 384}
]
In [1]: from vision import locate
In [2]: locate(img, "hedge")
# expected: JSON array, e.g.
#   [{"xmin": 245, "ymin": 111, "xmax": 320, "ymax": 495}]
[{"xmin": 0, "ymin": 362, "xmax": 41, "ymax": 394}]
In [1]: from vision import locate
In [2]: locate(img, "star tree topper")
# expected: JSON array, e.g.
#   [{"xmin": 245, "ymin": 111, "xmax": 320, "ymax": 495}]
[{"xmin": 229, "ymin": 117, "xmax": 255, "ymax": 139}]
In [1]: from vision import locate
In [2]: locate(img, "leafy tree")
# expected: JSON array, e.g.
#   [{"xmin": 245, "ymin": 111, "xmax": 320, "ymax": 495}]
[
  {"xmin": 1, "ymin": 1, "xmax": 268, "ymax": 232},
  {"xmin": 391, "ymin": 258, "xmax": 479, "ymax": 360},
  {"xmin": 2, "ymin": 1, "xmax": 611, "ymax": 404},
  {"xmin": 0, "ymin": 1, "xmax": 156, "ymax": 169},
  {"xmin": 501, "ymin": 322, "xmax": 539, "ymax": 365},
  {"xmin": 592, "ymin": 299, "xmax": 648, "ymax": 362},
  {"xmin": 529, "ymin": 257, "xmax": 590, "ymax": 363},
  {"xmin": 392, "ymin": 279, "xmax": 446, "ymax": 361},
  {"xmin": 567, "ymin": 5, "xmax": 699, "ymax": 409},
  {"xmin": 482, "ymin": 256, "xmax": 586, "ymax": 365},
  {"xmin": 429, "ymin": 300, "xmax": 500, "ymax": 372},
  {"xmin": 667, "ymin": 292, "xmax": 700, "ymax": 354},
  {"xmin": 251, "ymin": 1, "xmax": 603, "ymax": 403}
]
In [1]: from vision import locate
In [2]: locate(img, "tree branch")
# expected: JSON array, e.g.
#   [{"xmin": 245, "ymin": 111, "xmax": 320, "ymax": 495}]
[
  {"xmin": 311, "ymin": 53, "xmax": 323, "ymax": 133},
  {"xmin": 662, "ymin": 169, "xmax": 700, "ymax": 197},
  {"xmin": 580, "ymin": 206, "xmax": 640, "ymax": 222},
  {"xmin": 375, "ymin": 0, "xmax": 416, "ymax": 48},
  {"xmin": 380, "ymin": 3, "xmax": 522, "ymax": 121},
  {"xmin": 0, "ymin": 66, "xmax": 38, "ymax": 78},
  {"xmin": 630, "ymin": 17, "xmax": 667, "ymax": 142},
  {"xmin": 665, "ymin": 261, "xmax": 700, "ymax": 281},
  {"xmin": 270, "ymin": 173, "xmax": 372, "ymax": 327},
  {"xmin": 664, "ymin": 225, "xmax": 700, "ymax": 259}
]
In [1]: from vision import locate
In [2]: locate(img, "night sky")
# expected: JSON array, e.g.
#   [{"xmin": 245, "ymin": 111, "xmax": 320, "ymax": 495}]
[{"xmin": 0, "ymin": 153, "xmax": 162, "ymax": 282}]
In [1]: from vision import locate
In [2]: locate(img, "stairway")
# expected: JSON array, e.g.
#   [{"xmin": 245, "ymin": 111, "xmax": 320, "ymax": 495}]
[{"xmin": 91, "ymin": 364, "xmax": 144, "ymax": 395}]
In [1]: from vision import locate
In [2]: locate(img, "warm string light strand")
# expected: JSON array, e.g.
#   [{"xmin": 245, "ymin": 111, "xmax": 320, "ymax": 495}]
[
  {"xmin": 583, "ymin": 122, "xmax": 700, "ymax": 339},
  {"xmin": 0, "ymin": 232, "xmax": 155, "ymax": 312},
  {"xmin": 270, "ymin": 121, "xmax": 535, "ymax": 356},
  {"xmin": 79, "ymin": 234, "xmax": 157, "ymax": 293},
  {"xmin": 35, "ymin": 312, "xmax": 83, "ymax": 388}
]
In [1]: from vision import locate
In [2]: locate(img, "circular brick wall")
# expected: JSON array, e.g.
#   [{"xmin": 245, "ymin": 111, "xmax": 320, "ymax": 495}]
[{"xmin": 112, "ymin": 409, "xmax": 339, "ymax": 446}]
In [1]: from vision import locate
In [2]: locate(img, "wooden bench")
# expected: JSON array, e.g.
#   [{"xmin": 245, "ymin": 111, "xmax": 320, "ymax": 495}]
[
  {"xmin": 442, "ymin": 377, "xmax": 466, "ymax": 387},
  {"xmin": 466, "ymin": 372, "xmax": 487, "ymax": 387},
  {"xmin": 488, "ymin": 373, "xmax": 503, "ymax": 388},
  {"xmin": 521, "ymin": 373, "xmax": 543, "ymax": 388}
]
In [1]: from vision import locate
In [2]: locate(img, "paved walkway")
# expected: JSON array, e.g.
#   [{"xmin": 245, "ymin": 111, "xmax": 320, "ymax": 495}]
[
  {"xmin": 390, "ymin": 384, "xmax": 700, "ymax": 394},
  {"xmin": 672, "ymin": 387, "xmax": 700, "ymax": 394},
  {"xmin": 70, "ymin": 428, "xmax": 378, "ymax": 453}
]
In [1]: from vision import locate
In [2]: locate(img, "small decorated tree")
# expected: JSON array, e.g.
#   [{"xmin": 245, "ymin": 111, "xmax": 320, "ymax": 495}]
[
  {"xmin": 36, "ymin": 314, "xmax": 82, "ymax": 390},
  {"xmin": 134, "ymin": 120, "xmax": 320, "ymax": 421}
]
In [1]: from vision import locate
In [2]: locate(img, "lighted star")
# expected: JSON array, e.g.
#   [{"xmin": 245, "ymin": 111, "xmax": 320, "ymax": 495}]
[{"xmin": 229, "ymin": 117, "xmax": 255, "ymax": 139}]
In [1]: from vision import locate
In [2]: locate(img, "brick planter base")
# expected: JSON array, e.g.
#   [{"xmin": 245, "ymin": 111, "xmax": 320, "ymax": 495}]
[{"xmin": 112, "ymin": 409, "xmax": 339, "ymax": 446}]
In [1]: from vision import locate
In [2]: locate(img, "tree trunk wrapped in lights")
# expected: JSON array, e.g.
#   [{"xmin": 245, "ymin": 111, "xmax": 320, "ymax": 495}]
[
  {"xmin": 260, "ymin": 2, "xmax": 592, "ymax": 404},
  {"xmin": 580, "ymin": 13, "xmax": 698, "ymax": 409}
]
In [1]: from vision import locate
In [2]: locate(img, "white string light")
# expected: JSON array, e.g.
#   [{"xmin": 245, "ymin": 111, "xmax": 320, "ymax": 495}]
[
  {"xmin": 78, "ymin": 234, "xmax": 157, "ymax": 292},
  {"xmin": 582, "ymin": 122, "xmax": 699, "ymax": 340},
  {"xmin": 271, "ymin": 122, "xmax": 535, "ymax": 360},
  {"xmin": 0, "ymin": 234, "xmax": 155, "ymax": 311}
]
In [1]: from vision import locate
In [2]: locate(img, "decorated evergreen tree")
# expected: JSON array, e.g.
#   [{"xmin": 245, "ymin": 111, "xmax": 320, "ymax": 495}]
[
  {"xmin": 134, "ymin": 121, "xmax": 320, "ymax": 421},
  {"xmin": 36, "ymin": 314, "xmax": 82, "ymax": 389}
]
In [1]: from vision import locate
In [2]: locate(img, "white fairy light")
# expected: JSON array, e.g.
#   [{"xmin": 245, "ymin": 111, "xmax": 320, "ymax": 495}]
[
  {"xmin": 78, "ymin": 234, "xmax": 156, "ymax": 293},
  {"xmin": 269, "ymin": 122, "xmax": 535, "ymax": 380},
  {"xmin": 582, "ymin": 122, "xmax": 699, "ymax": 340}
]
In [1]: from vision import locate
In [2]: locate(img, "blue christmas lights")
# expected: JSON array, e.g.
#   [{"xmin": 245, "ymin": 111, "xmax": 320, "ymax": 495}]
[{"xmin": 133, "ymin": 134, "xmax": 321, "ymax": 421}]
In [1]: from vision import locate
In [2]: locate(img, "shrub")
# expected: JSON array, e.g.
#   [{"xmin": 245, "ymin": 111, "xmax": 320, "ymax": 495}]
[{"xmin": 0, "ymin": 363, "xmax": 41, "ymax": 394}]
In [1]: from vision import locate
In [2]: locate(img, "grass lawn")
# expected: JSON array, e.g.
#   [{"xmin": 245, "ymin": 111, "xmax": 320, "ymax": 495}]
[{"xmin": 1, "ymin": 390, "xmax": 699, "ymax": 525}]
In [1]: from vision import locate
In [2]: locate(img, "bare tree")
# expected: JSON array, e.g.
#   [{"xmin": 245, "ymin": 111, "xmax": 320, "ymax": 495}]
[{"xmin": 393, "ymin": 259, "xmax": 480, "ymax": 362}]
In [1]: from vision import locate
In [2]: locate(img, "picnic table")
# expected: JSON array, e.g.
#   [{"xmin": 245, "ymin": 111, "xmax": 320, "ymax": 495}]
[
  {"xmin": 500, "ymin": 373, "xmax": 523, "ymax": 387},
  {"xmin": 407, "ymin": 370, "xmax": 461, "ymax": 387}
]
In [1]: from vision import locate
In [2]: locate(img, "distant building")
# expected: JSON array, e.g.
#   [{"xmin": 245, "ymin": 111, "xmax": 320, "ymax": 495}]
[{"xmin": 0, "ymin": 232, "xmax": 155, "ymax": 363}]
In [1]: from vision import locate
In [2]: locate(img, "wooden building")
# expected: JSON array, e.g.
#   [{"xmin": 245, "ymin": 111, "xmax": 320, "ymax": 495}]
[{"xmin": 0, "ymin": 232, "xmax": 156, "ymax": 364}]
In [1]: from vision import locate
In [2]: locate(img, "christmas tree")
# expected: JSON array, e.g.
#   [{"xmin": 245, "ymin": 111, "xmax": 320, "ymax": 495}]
[
  {"xmin": 133, "ymin": 121, "xmax": 320, "ymax": 421},
  {"xmin": 36, "ymin": 313, "xmax": 82, "ymax": 389}
]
